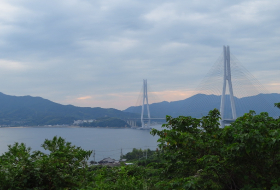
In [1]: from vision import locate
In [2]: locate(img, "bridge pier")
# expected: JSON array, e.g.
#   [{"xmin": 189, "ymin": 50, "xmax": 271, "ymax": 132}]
[
  {"xmin": 220, "ymin": 46, "xmax": 237, "ymax": 127},
  {"xmin": 126, "ymin": 120, "xmax": 137, "ymax": 128},
  {"xmin": 141, "ymin": 79, "xmax": 151, "ymax": 129}
]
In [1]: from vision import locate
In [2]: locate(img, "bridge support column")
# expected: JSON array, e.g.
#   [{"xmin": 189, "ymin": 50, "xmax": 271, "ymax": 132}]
[
  {"xmin": 141, "ymin": 79, "xmax": 151, "ymax": 129},
  {"xmin": 127, "ymin": 120, "xmax": 137, "ymax": 128},
  {"xmin": 220, "ymin": 46, "xmax": 237, "ymax": 127}
]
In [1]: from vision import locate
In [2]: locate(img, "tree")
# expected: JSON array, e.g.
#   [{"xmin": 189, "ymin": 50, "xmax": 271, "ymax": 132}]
[
  {"xmin": 151, "ymin": 109, "xmax": 280, "ymax": 189},
  {"xmin": 122, "ymin": 148, "xmax": 155, "ymax": 161},
  {"xmin": 0, "ymin": 142, "xmax": 39, "ymax": 189},
  {"xmin": 0, "ymin": 136, "xmax": 92, "ymax": 189}
]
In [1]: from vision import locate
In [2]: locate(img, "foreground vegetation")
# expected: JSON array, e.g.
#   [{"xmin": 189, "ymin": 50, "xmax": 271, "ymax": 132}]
[{"xmin": 0, "ymin": 104, "xmax": 280, "ymax": 189}]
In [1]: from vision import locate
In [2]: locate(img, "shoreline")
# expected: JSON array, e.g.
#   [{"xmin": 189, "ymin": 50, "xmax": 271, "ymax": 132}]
[
  {"xmin": 0, "ymin": 124, "xmax": 161, "ymax": 129},
  {"xmin": 0, "ymin": 125, "xmax": 132, "ymax": 129}
]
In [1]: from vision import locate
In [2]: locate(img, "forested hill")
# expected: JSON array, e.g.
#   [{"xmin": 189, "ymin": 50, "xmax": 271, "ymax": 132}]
[
  {"xmin": 0, "ymin": 92, "xmax": 138, "ymax": 126},
  {"xmin": 124, "ymin": 93, "xmax": 280, "ymax": 118}
]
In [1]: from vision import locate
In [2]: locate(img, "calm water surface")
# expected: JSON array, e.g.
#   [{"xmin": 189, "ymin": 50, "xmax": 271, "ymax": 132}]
[{"xmin": 0, "ymin": 125, "xmax": 163, "ymax": 161}]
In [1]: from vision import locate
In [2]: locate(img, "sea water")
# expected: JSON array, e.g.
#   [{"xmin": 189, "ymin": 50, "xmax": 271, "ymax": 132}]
[{"xmin": 0, "ymin": 125, "xmax": 163, "ymax": 162}]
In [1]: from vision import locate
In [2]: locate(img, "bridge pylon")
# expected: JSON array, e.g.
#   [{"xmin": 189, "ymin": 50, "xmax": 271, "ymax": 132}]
[
  {"xmin": 141, "ymin": 79, "xmax": 151, "ymax": 129},
  {"xmin": 220, "ymin": 45, "xmax": 237, "ymax": 127}
]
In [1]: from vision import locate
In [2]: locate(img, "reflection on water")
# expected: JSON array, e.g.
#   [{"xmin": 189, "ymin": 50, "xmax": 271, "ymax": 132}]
[{"xmin": 0, "ymin": 125, "xmax": 163, "ymax": 161}]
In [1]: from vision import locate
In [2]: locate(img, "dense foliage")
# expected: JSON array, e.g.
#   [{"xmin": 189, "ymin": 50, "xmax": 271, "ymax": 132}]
[
  {"xmin": 0, "ymin": 136, "xmax": 92, "ymax": 189},
  {"xmin": 0, "ymin": 104, "xmax": 280, "ymax": 189},
  {"xmin": 151, "ymin": 108, "xmax": 280, "ymax": 189},
  {"xmin": 121, "ymin": 148, "xmax": 162, "ymax": 167},
  {"xmin": 121, "ymin": 148, "xmax": 155, "ymax": 161},
  {"xmin": 84, "ymin": 165, "xmax": 160, "ymax": 189}
]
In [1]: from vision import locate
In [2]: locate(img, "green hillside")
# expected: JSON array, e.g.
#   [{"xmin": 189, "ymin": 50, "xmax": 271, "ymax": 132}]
[{"xmin": 0, "ymin": 92, "xmax": 138, "ymax": 126}]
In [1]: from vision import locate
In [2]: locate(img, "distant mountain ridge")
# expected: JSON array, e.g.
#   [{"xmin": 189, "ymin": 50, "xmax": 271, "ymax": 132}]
[
  {"xmin": 0, "ymin": 92, "xmax": 138, "ymax": 126},
  {"xmin": 124, "ymin": 93, "xmax": 280, "ymax": 118},
  {"xmin": 1, "ymin": 92, "xmax": 279, "ymax": 126}
]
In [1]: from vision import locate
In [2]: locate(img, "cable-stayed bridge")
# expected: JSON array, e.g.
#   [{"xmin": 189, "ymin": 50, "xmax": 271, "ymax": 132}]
[
  {"xmin": 125, "ymin": 46, "xmax": 280, "ymax": 129},
  {"xmin": 126, "ymin": 79, "xmax": 165, "ymax": 129}
]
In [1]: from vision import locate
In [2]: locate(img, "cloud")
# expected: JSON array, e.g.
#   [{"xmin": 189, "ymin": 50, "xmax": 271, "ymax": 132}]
[
  {"xmin": 0, "ymin": 59, "xmax": 28, "ymax": 71},
  {"xmin": 0, "ymin": 0, "xmax": 279, "ymax": 110},
  {"xmin": 269, "ymin": 83, "xmax": 280, "ymax": 86},
  {"xmin": 77, "ymin": 96, "xmax": 92, "ymax": 100},
  {"xmin": 78, "ymin": 37, "xmax": 139, "ymax": 53}
]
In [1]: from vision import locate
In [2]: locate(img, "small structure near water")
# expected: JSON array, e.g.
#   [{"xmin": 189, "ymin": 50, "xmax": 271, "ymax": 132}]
[{"xmin": 97, "ymin": 157, "xmax": 128, "ymax": 167}]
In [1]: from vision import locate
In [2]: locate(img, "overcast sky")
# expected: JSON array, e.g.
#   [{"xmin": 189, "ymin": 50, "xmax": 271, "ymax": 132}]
[{"xmin": 0, "ymin": 0, "xmax": 279, "ymax": 110}]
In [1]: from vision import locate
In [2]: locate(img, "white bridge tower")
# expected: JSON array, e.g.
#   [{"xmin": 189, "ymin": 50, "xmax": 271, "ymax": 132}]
[
  {"xmin": 141, "ymin": 79, "xmax": 151, "ymax": 129},
  {"xmin": 220, "ymin": 45, "xmax": 237, "ymax": 127}
]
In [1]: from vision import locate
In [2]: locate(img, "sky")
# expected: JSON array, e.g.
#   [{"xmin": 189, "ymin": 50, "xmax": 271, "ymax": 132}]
[{"xmin": 0, "ymin": 0, "xmax": 279, "ymax": 110}]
